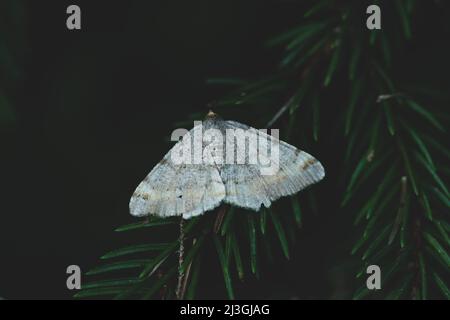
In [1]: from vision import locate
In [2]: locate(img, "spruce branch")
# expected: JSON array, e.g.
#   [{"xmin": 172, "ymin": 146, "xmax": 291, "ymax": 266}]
[
  {"xmin": 176, "ymin": 218, "xmax": 185, "ymax": 300},
  {"xmin": 75, "ymin": 0, "xmax": 449, "ymax": 300}
]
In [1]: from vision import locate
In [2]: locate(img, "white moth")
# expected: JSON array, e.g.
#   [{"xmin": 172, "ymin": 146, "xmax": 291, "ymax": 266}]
[{"xmin": 130, "ymin": 111, "xmax": 325, "ymax": 219}]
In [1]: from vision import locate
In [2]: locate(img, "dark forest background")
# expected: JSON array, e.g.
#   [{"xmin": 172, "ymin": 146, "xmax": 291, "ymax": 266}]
[{"xmin": 0, "ymin": 0, "xmax": 449, "ymax": 299}]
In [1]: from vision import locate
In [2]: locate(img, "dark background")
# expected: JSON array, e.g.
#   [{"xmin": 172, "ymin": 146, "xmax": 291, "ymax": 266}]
[{"xmin": 1, "ymin": 0, "xmax": 449, "ymax": 299}]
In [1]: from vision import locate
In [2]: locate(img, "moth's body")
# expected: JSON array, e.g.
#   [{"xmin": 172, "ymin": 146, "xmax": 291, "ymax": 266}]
[{"xmin": 130, "ymin": 111, "xmax": 325, "ymax": 219}]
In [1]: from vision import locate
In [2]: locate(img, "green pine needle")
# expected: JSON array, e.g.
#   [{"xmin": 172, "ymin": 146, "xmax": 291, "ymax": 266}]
[{"xmin": 213, "ymin": 234, "xmax": 235, "ymax": 299}]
